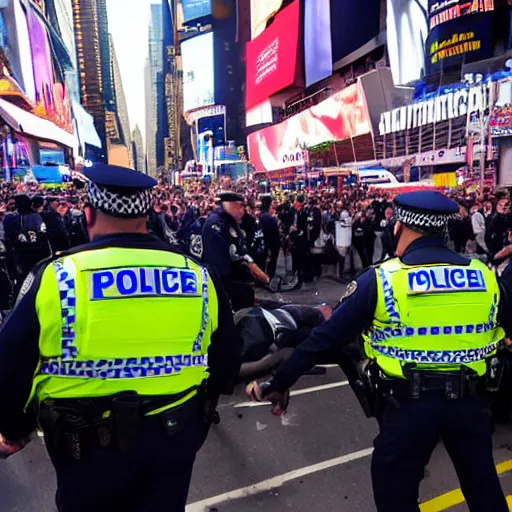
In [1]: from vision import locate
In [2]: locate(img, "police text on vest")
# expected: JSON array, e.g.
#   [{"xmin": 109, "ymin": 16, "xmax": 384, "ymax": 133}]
[
  {"xmin": 407, "ymin": 266, "xmax": 486, "ymax": 295},
  {"xmin": 90, "ymin": 267, "xmax": 199, "ymax": 300}
]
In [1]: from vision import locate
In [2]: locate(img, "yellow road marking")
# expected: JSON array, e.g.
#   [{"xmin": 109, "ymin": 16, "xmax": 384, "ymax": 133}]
[
  {"xmin": 420, "ymin": 458, "xmax": 512, "ymax": 512},
  {"xmin": 420, "ymin": 489, "xmax": 464, "ymax": 512}
]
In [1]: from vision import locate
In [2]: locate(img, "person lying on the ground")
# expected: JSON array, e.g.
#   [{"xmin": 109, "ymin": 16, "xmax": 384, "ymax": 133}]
[{"xmin": 236, "ymin": 304, "xmax": 332, "ymax": 380}]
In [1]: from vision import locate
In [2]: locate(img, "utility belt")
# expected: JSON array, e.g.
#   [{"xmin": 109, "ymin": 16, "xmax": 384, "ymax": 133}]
[
  {"xmin": 381, "ymin": 367, "xmax": 481, "ymax": 404},
  {"xmin": 38, "ymin": 383, "xmax": 218, "ymax": 460},
  {"xmin": 348, "ymin": 357, "xmax": 505, "ymax": 419}
]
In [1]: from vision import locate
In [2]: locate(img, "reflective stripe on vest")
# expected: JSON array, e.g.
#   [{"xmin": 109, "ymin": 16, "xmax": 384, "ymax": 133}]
[
  {"xmin": 53, "ymin": 259, "xmax": 78, "ymax": 360},
  {"xmin": 363, "ymin": 258, "xmax": 504, "ymax": 378}
]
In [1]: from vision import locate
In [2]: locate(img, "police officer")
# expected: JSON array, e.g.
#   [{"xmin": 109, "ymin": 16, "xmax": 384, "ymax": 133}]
[
  {"xmin": 0, "ymin": 164, "xmax": 240, "ymax": 512},
  {"xmin": 3, "ymin": 194, "xmax": 52, "ymax": 290},
  {"xmin": 255, "ymin": 195, "xmax": 280, "ymax": 279},
  {"xmin": 179, "ymin": 215, "xmax": 207, "ymax": 260},
  {"xmin": 248, "ymin": 191, "xmax": 511, "ymax": 512},
  {"xmin": 202, "ymin": 191, "xmax": 269, "ymax": 311}
]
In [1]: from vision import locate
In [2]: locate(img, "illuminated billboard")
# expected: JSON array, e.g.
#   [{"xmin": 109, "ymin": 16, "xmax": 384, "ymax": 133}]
[
  {"xmin": 181, "ymin": 32, "xmax": 215, "ymax": 112},
  {"xmin": 245, "ymin": 0, "xmax": 300, "ymax": 109},
  {"xmin": 425, "ymin": 0, "xmax": 495, "ymax": 75},
  {"xmin": 387, "ymin": 0, "xmax": 428, "ymax": 85},
  {"xmin": 182, "ymin": 0, "xmax": 211, "ymax": 24},
  {"xmin": 250, "ymin": 0, "xmax": 282, "ymax": 39},
  {"xmin": 305, "ymin": 0, "xmax": 332, "ymax": 87},
  {"xmin": 248, "ymin": 83, "xmax": 371, "ymax": 172}
]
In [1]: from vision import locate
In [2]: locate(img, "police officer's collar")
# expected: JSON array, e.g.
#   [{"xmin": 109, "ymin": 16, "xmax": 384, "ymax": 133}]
[
  {"xmin": 90, "ymin": 232, "xmax": 158, "ymax": 243},
  {"xmin": 401, "ymin": 235, "xmax": 470, "ymax": 266}
]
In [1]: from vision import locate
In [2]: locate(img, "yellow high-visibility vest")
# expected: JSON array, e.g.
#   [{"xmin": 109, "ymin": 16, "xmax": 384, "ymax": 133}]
[
  {"xmin": 28, "ymin": 247, "xmax": 219, "ymax": 411},
  {"xmin": 363, "ymin": 257, "xmax": 504, "ymax": 378}
]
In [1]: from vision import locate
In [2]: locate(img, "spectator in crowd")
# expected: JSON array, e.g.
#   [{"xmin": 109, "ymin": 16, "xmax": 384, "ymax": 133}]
[
  {"xmin": 471, "ymin": 201, "xmax": 488, "ymax": 255},
  {"xmin": 380, "ymin": 206, "xmax": 395, "ymax": 260},
  {"xmin": 42, "ymin": 197, "xmax": 70, "ymax": 254},
  {"xmin": 486, "ymin": 197, "xmax": 511, "ymax": 257},
  {"xmin": 449, "ymin": 204, "xmax": 474, "ymax": 254}
]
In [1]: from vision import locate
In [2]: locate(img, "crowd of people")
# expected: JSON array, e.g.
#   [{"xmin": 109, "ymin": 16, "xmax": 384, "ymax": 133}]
[{"xmin": 2, "ymin": 176, "xmax": 512, "ymax": 314}]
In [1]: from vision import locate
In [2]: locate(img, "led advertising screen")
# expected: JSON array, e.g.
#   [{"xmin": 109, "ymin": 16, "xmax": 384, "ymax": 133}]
[
  {"xmin": 425, "ymin": 0, "xmax": 495, "ymax": 75},
  {"xmin": 387, "ymin": 0, "xmax": 428, "ymax": 85},
  {"xmin": 197, "ymin": 113, "xmax": 225, "ymax": 147},
  {"xmin": 490, "ymin": 78, "xmax": 512, "ymax": 138},
  {"xmin": 26, "ymin": 5, "xmax": 73, "ymax": 132},
  {"xmin": 305, "ymin": 0, "xmax": 332, "ymax": 87},
  {"xmin": 181, "ymin": 32, "xmax": 215, "ymax": 112},
  {"xmin": 247, "ymin": 83, "xmax": 371, "ymax": 172},
  {"xmin": 250, "ymin": 0, "xmax": 282, "ymax": 39},
  {"xmin": 182, "ymin": 0, "xmax": 211, "ymax": 24},
  {"xmin": 245, "ymin": 0, "xmax": 300, "ymax": 110}
]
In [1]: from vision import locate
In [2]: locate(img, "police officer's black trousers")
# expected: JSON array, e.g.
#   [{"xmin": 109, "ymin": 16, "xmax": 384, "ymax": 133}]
[
  {"xmin": 45, "ymin": 398, "xmax": 210, "ymax": 512},
  {"xmin": 371, "ymin": 393, "xmax": 508, "ymax": 512}
]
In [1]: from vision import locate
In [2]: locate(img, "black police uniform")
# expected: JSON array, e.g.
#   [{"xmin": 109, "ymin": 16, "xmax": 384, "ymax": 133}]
[
  {"xmin": 0, "ymin": 164, "xmax": 240, "ymax": 512},
  {"xmin": 179, "ymin": 216, "xmax": 206, "ymax": 259},
  {"xmin": 262, "ymin": 192, "xmax": 512, "ymax": 512},
  {"xmin": 256, "ymin": 196, "xmax": 280, "ymax": 279},
  {"xmin": 306, "ymin": 201, "xmax": 322, "ymax": 278},
  {"xmin": 290, "ymin": 202, "xmax": 311, "ymax": 285},
  {"xmin": 3, "ymin": 195, "xmax": 52, "ymax": 290},
  {"xmin": 202, "ymin": 193, "xmax": 255, "ymax": 311}
]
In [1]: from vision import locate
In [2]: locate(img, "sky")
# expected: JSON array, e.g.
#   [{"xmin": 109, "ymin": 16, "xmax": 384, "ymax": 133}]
[{"xmin": 106, "ymin": 0, "xmax": 153, "ymax": 142}]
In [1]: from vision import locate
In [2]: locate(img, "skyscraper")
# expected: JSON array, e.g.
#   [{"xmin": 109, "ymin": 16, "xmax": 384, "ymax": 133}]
[
  {"xmin": 144, "ymin": 57, "xmax": 155, "ymax": 175},
  {"xmin": 72, "ymin": 0, "xmax": 106, "ymax": 161},
  {"xmin": 110, "ymin": 33, "xmax": 132, "ymax": 166},
  {"xmin": 162, "ymin": 0, "xmax": 180, "ymax": 171},
  {"xmin": 49, "ymin": 0, "xmax": 80, "ymax": 103},
  {"xmin": 131, "ymin": 124, "xmax": 145, "ymax": 173},
  {"xmin": 145, "ymin": 2, "xmax": 163, "ymax": 175},
  {"xmin": 96, "ymin": 0, "xmax": 115, "ymax": 112}
]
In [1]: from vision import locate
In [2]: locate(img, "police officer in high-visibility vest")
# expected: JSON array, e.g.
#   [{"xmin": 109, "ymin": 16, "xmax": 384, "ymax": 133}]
[
  {"xmin": 248, "ymin": 191, "xmax": 511, "ymax": 512},
  {"xmin": 0, "ymin": 164, "xmax": 240, "ymax": 512}
]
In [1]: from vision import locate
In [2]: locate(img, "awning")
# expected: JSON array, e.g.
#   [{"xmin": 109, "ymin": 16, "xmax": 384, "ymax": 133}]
[
  {"xmin": 72, "ymin": 101, "xmax": 102, "ymax": 148},
  {"xmin": 0, "ymin": 97, "xmax": 76, "ymax": 148}
]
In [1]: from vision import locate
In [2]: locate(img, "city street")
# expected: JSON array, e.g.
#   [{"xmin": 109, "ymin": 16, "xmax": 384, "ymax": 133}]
[{"xmin": 2, "ymin": 277, "xmax": 512, "ymax": 512}]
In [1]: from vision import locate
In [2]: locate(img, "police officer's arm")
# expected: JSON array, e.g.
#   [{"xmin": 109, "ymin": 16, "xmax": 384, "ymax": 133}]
[
  {"xmin": 268, "ymin": 269, "xmax": 378, "ymax": 394},
  {"xmin": 206, "ymin": 266, "xmax": 241, "ymax": 396},
  {"xmin": 0, "ymin": 267, "xmax": 45, "ymax": 441}
]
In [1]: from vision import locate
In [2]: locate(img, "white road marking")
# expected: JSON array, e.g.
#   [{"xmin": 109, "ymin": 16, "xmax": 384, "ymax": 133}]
[
  {"xmin": 185, "ymin": 447, "xmax": 373, "ymax": 511},
  {"xmin": 233, "ymin": 381, "xmax": 350, "ymax": 408},
  {"xmin": 317, "ymin": 364, "xmax": 339, "ymax": 368}
]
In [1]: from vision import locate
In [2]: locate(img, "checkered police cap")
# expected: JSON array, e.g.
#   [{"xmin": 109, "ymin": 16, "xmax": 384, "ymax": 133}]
[
  {"xmin": 394, "ymin": 191, "xmax": 459, "ymax": 233},
  {"xmin": 394, "ymin": 204, "xmax": 455, "ymax": 230},
  {"xmin": 86, "ymin": 181, "xmax": 153, "ymax": 218},
  {"xmin": 81, "ymin": 163, "xmax": 157, "ymax": 218}
]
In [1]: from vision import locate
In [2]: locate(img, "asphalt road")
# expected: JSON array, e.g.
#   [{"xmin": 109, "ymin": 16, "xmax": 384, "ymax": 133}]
[{"xmin": 1, "ymin": 276, "xmax": 512, "ymax": 511}]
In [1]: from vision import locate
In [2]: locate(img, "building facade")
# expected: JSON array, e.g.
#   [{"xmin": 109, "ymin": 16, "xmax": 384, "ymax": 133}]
[
  {"xmin": 96, "ymin": 0, "xmax": 115, "ymax": 113},
  {"xmin": 132, "ymin": 124, "xmax": 145, "ymax": 172},
  {"xmin": 72, "ymin": 0, "xmax": 106, "ymax": 161},
  {"xmin": 110, "ymin": 33, "xmax": 132, "ymax": 166},
  {"xmin": 145, "ymin": 2, "xmax": 163, "ymax": 176}
]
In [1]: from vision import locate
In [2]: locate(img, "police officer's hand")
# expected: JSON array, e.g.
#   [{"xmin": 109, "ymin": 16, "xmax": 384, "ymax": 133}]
[
  {"xmin": 247, "ymin": 262, "xmax": 270, "ymax": 284},
  {"xmin": 0, "ymin": 434, "xmax": 28, "ymax": 459},
  {"xmin": 246, "ymin": 381, "xmax": 290, "ymax": 416}
]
